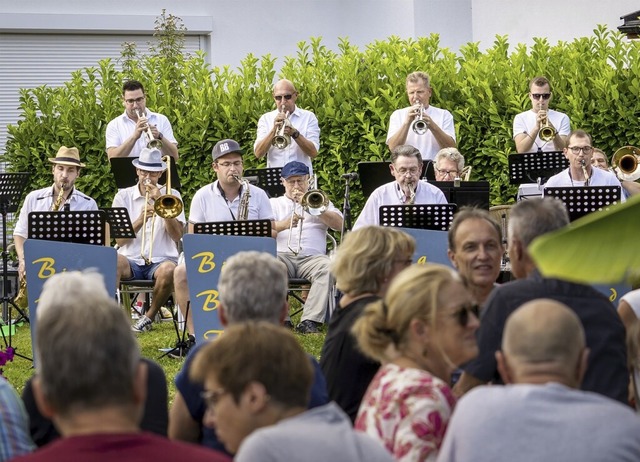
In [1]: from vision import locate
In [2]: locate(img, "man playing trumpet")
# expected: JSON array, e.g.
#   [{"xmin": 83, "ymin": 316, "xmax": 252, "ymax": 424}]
[
  {"xmin": 113, "ymin": 148, "xmax": 185, "ymax": 333},
  {"xmin": 254, "ymin": 79, "xmax": 320, "ymax": 176},
  {"xmin": 387, "ymin": 71, "xmax": 456, "ymax": 161},
  {"xmin": 106, "ymin": 80, "xmax": 179, "ymax": 160},
  {"xmin": 13, "ymin": 146, "xmax": 98, "ymax": 284},
  {"xmin": 271, "ymin": 161, "xmax": 343, "ymax": 334}
]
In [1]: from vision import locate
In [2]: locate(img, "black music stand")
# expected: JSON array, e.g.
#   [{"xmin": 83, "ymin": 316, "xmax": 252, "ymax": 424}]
[
  {"xmin": 110, "ymin": 157, "xmax": 181, "ymax": 190},
  {"xmin": 430, "ymin": 181, "xmax": 491, "ymax": 210},
  {"xmin": 28, "ymin": 210, "xmax": 108, "ymax": 245},
  {"xmin": 100, "ymin": 207, "xmax": 136, "ymax": 239},
  {"xmin": 0, "ymin": 173, "xmax": 30, "ymax": 360},
  {"xmin": 358, "ymin": 161, "xmax": 434, "ymax": 197},
  {"xmin": 379, "ymin": 204, "xmax": 457, "ymax": 231},
  {"xmin": 544, "ymin": 186, "xmax": 622, "ymax": 221},
  {"xmin": 193, "ymin": 219, "xmax": 272, "ymax": 237},
  {"xmin": 508, "ymin": 151, "xmax": 568, "ymax": 185},
  {"xmin": 244, "ymin": 167, "xmax": 284, "ymax": 198}
]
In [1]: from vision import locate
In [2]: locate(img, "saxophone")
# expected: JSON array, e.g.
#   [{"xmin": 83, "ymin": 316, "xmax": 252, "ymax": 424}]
[
  {"xmin": 580, "ymin": 159, "xmax": 590, "ymax": 186},
  {"xmin": 51, "ymin": 181, "xmax": 66, "ymax": 211},
  {"xmin": 233, "ymin": 175, "xmax": 251, "ymax": 221},
  {"xmin": 407, "ymin": 182, "xmax": 416, "ymax": 205}
]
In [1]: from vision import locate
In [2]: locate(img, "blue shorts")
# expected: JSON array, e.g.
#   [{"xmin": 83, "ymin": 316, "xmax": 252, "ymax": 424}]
[{"xmin": 125, "ymin": 259, "xmax": 176, "ymax": 281}]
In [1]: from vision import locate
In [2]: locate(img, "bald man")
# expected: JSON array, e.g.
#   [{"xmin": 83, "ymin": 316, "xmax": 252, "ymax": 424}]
[
  {"xmin": 254, "ymin": 79, "xmax": 320, "ymax": 176},
  {"xmin": 438, "ymin": 300, "xmax": 640, "ymax": 462}
]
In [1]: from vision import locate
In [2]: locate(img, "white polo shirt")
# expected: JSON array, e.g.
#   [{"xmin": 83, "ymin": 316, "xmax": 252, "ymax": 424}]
[
  {"xmin": 189, "ymin": 180, "xmax": 274, "ymax": 223},
  {"xmin": 386, "ymin": 105, "xmax": 456, "ymax": 161},
  {"xmin": 106, "ymin": 109, "xmax": 178, "ymax": 158},
  {"xmin": 254, "ymin": 106, "xmax": 320, "ymax": 175},
  {"xmin": 112, "ymin": 184, "xmax": 186, "ymax": 265},
  {"xmin": 353, "ymin": 180, "xmax": 448, "ymax": 229}
]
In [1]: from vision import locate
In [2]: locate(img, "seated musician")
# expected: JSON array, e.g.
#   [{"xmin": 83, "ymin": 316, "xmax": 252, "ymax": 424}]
[
  {"xmin": 172, "ymin": 139, "xmax": 275, "ymax": 354},
  {"xmin": 13, "ymin": 146, "xmax": 98, "ymax": 287},
  {"xmin": 270, "ymin": 161, "xmax": 343, "ymax": 334},
  {"xmin": 353, "ymin": 145, "xmax": 447, "ymax": 229},
  {"xmin": 434, "ymin": 147, "xmax": 466, "ymax": 181},
  {"xmin": 113, "ymin": 148, "xmax": 186, "ymax": 333},
  {"xmin": 543, "ymin": 130, "xmax": 622, "ymax": 193},
  {"xmin": 591, "ymin": 147, "xmax": 640, "ymax": 197}
]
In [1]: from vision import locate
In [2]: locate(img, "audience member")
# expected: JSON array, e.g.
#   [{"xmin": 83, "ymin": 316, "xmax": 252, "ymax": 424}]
[
  {"xmin": 619, "ymin": 288, "xmax": 640, "ymax": 331},
  {"xmin": 438, "ymin": 299, "xmax": 640, "ymax": 462},
  {"xmin": 0, "ymin": 376, "xmax": 34, "ymax": 460},
  {"xmin": 191, "ymin": 322, "xmax": 392, "ymax": 462},
  {"xmin": 353, "ymin": 264, "xmax": 479, "ymax": 461},
  {"xmin": 320, "ymin": 226, "xmax": 415, "ymax": 422},
  {"xmin": 453, "ymin": 198, "xmax": 629, "ymax": 404}
]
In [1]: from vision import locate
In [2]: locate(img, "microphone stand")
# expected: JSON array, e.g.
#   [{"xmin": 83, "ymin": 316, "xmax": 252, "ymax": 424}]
[{"xmin": 340, "ymin": 177, "xmax": 354, "ymax": 242}]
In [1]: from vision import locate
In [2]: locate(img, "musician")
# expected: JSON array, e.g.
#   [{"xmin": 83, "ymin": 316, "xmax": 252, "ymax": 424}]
[
  {"xmin": 254, "ymin": 79, "xmax": 320, "ymax": 175},
  {"xmin": 113, "ymin": 148, "xmax": 185, "ymax": 333},
  {"xmin": 434, "ymin": 147, "xmax": 466, "ymax": 181},
  {"xmin": 13, "ymin": 146, "xmax": 98, "ymax": 280},
  {"xmin": 591, "ymin": 147, "xmax": 640, "ymax": 197},
  {"xmin": 271, "ymin": 161, "xmax": 343, "ymax": 334},
  {"xmin": 386, "ymin": 71, "xmax": 456, "ymax": 161},
  {"xmin": 172, "ymin": 139, "xmax": 275, "ymax": 349},
  {"xmin": 106, "ymin": 80, "xmax": 179, "ymax": 160},
  {"xmin": 513, "ymin": 76, "xmax": 570, "ymax": 153},
  {"xmin": 353, "ymin": 145, "xmax": 447, "ymax": 229},
  {"xmin": 544, "ymin": 130, "xmax": 622, "ymax": 191}
]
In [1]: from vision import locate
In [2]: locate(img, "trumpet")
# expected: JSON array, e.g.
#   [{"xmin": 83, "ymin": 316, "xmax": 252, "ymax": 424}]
[
  {"xmin": 537, "ymin": 104, "xmax": 556, "ymax": 142},
  {"xmin": 272, "ymin": 109, "xmax": 291, "ymax": 149},
  {"xmin": 287, "ymin": 186, "xmax": 330, "ymax": 255},
  {"xmin": 410, "ymin": 103, "xmax": 429, "ymax": 135},
  {"xmin": 136, "ymin": 109, "xmax": 163, "ymax": 150},
  {"xmin": 612, "ymin": 146, "xmax": 640, "ymax": 182}
]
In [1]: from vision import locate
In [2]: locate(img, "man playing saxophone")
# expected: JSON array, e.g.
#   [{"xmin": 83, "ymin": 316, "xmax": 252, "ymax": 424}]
[
  {"xmin": 172, "ymin": 139, "xmax": 275, "ymax": 352},
  {"xmin": 113, "ymin": 147, "xmax": 186, "ymax": 333},
  {"xmin": 13, "ymin": 146, "xmax": 98, "ymax": 286}
]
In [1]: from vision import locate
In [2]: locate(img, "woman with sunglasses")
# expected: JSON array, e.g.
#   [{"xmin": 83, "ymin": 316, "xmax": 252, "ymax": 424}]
[{"xmin": 352, "ymin": 263, "xmax": 479, "ymax": 462}]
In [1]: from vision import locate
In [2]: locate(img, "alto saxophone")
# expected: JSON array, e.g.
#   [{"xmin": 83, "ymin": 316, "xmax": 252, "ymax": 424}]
[
  {"xmin": 234, "ymin": 175, "xmax": 251, "ymax": 221},
  {"xmin": 580, "ymin": 159, "xmax": 590, "ymax": 186},
  {"xmin": 51, "ymin": 181, "xmax": 66, "ymax": 211},
  {"xmin": 407, "ymin": 182, "xmax": 416, "ymax": 205}
]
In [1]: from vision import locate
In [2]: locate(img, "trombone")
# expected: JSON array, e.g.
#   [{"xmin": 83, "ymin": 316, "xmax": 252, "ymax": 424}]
[
  {"xmin": 272, "ymin": 109, "xmax": 291, "ymax": 149},
  {"xmin": 287, "ymin": 187, "xmax": 330, "ymax": 255},
  {"xmin": 136, "ymin": 109, "xmax": 163, "ymax": 149},
  {"xmin": 140, "ymin": 154, "xmax": 183, "ymax": 265},
  {"xmin": 410, "ymin": 103, "xmax": 429, "ymax": 135},
  {"xmin": 612, "ymin": 146, "xmax": 640, "ymax": 182}
]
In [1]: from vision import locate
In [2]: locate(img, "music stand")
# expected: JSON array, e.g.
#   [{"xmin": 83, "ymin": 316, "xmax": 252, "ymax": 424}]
[
  {"xmin": 110, "ymin": 157, "xmax": 181, "ymax": 190},
  {"xmin": 358, "ymin": 161, "xmax": 434, "ymax": 198},
  {"xmin": 28, "ymin": 210, "xmax": 108, "ymax": 245},
  {"xmin": 100, "ymin": 207, "xmax": 136, "ymax": 239},
  {"xmin": 244, "ymin": 167, "xmax": 284, "ymax": 198},
  {"xmin": 0, "ymin": 173, "xmax": 30, "ymax": 360},
  {"xmin": 429, "ymin": 181, "xmax": 491, "ymax": 209},
  {"xmin": 508, "ymin": 151, "xmax": 568, "ymax": 185},
  {"xmin": 544, "ymin": 186, "xmax": 622, "ymax": 221},
  {"xmin": 379, "ymin": 204, "xmax": 457, "ymax": 231},
  {"xmin": 193, "ymin": 220, "xmax": 272, "ymax": 237}
]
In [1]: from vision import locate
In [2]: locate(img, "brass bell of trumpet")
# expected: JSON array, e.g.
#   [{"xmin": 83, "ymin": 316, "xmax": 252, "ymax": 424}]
[
  {"xmin": 537, "ymin": 104, "xmax": 556, "ymax": 142},
  {"xmin": 612, "ymin": 146, "xmax": 640, "ymax": 182},
  {"xmin": 272, "ymin": 110, "xmax": 291, "ymax": 149},
  {"xmin": 410, "ymin": 103, "xmax": 429, "ymax": 135},
  {"xmin": 136, "ymin": 109, "xmax": 163, "ymax": 150}
]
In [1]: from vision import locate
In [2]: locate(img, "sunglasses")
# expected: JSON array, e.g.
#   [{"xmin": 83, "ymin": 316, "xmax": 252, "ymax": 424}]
[
  {"xmin": 274, "ymin": 94, "xmax": 293, "ymax": 101},
  {"xmin": 531, "ymin": 93, "xmax": 551, "ymax": 100},
  {"xmin": 450, "ymin": 304, "xmax": 480, "ymax": 327}
]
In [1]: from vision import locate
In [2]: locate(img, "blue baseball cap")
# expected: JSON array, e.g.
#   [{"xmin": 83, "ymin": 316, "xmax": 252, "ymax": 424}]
[{"xmin": 281, "ymin": 161, "xmax": 310, "ymax": 178}]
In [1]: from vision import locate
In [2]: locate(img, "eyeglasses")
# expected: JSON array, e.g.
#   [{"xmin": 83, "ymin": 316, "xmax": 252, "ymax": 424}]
[
  {"xmin": 395, "ymin": 167, "xmax": 420, "ymax": 175},
  {"xmin": 125, "ymin": 96, "xmax": 145, "ymax": 105},
  {"xmin": 200, "ymin": 389, "xmax": 228, "ymax": 409},
  {"xmin": 531, "ymin": 93, "xmax": 551, "ymax": 100},
  {"xmin": 274, "ymin": 94, "xmax": 294, "ymax": 101},
  {"xmin": 217, "ymin": 161, "xmax": 243, "ymax": 168},
  {"xmin": 568, "ymin": 146, "xmax": 594, "ymax": 155},
  {"xmin": 449, "ymin": 304, "xmax": 480, "ymax": 327},
  {"xmin": 435, "ymin": 168, "xmax": 459, "ymax": 177}
]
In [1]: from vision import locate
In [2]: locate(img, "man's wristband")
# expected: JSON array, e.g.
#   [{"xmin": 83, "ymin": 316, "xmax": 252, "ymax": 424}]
[{"xmin": 291, "ymin": 130, "xmax": 300, "ymax": 140}]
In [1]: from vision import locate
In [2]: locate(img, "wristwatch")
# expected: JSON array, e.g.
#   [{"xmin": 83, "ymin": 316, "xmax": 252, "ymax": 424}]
[
  {"xmin": 158, "ymin": 132, "xmax": 164, "ymax": 140},
  {"xmin": 291, "ymin": 130, "xmax": 300, "ymax": 140}
]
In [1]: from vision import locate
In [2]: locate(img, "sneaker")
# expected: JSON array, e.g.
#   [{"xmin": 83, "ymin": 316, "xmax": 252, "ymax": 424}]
[
  {"xmin": 130, "ymin": 307, "xmax": 141, "ymax": 320},
  {"xmin": 132, "ymin": 316, "xmax": 153, "ymax": 333},
  {"xmin": 159, "ymin": 306, "xmax": 174, "ymax": 322},
  {"xmin": 168, "ymin": 335, "xmax": 196, "ymax": 359},
  {"xmin": 283, "ymin": 320, "xmax": 294, "ymax": 330},
  {"xmin": 295, "ymin": 320, "xmax": 322, "ymax": 334}
]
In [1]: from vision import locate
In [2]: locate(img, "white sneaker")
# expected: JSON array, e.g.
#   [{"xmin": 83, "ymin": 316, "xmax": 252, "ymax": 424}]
[{"xmin": 132, "ymin": 316, "xmax": 153, "ymax": 333}]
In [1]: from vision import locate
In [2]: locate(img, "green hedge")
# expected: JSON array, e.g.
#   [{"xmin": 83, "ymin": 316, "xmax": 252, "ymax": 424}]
[{"xmin": 4, "ymin": 24, "xmax": 640, "ymax": 223}]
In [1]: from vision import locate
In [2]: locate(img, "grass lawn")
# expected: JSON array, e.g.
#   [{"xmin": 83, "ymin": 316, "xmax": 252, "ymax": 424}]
[{"xmin": 1, "ymin": 306, "xmax": 327, "ymax": 404}]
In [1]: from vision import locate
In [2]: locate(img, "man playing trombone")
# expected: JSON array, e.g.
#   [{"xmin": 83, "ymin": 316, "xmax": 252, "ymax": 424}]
[
  {"xmin": 513, "ymin": 76, "xmax": 570, "ymax": 153},
  {"xmin": 113, "ymin": 148, "xmax": 186, "ymax": 333},
  {"xmin": 106, "ymin": 80, "xmax": 179, "ymax": 161},
  {"xmin": 271, "ymin": 161, "xmax": 343, "ymax": 334},
  {"xmin": 387, "ymin": 71, "xmax": 456, "ymax": 161},
  {"xmin": 254, "ymin": 79, "xmax": 320, "ymax": 176}
]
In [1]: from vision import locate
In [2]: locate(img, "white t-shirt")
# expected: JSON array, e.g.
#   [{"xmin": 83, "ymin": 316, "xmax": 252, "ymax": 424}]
[
  {"xmin": 106, "ymin": 109, "xmax": 178, "ymax": 158},
  {"xmin": 513, "ymin": 109, "xmax": 571, "ymax": 152}
]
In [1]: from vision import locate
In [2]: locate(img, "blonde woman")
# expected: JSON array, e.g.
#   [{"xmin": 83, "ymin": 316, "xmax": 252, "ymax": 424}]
[{"xmin": 353, "ymin": 264, "xmax": 479, "ymax": 461}]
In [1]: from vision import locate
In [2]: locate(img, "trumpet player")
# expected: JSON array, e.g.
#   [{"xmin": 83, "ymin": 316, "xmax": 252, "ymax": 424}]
[
  {"xmin": 544, "ymin": 130, "xmax": 622, "ymax": 193},
  {"xmin": 254, "ymin": 79, "xmax": 320, "ymax": 175},
  {"xmin": 113, "ymin": 148, "xmax": 186, "ymax": 333},
  {"xmin": 106, "ymin": 80, "xmax": 179, "ymax": 160},
  {"xmin": 387, "ymin": 71, "xmax": 456, "ymax": 161},
  {"xmin": 353, "ymin": 145, "xmax": 447, "ymax": 229},
  {"xmin": 13, "ymin": 146, "xmax": 98, "ymax": 281},
  {"xmin": 271, "ymin": 162, "xmax": 343, "ymax": 334},
  {"xmin": 514, "ymin": 76, "xmax": 570, "ymax": 153}
]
